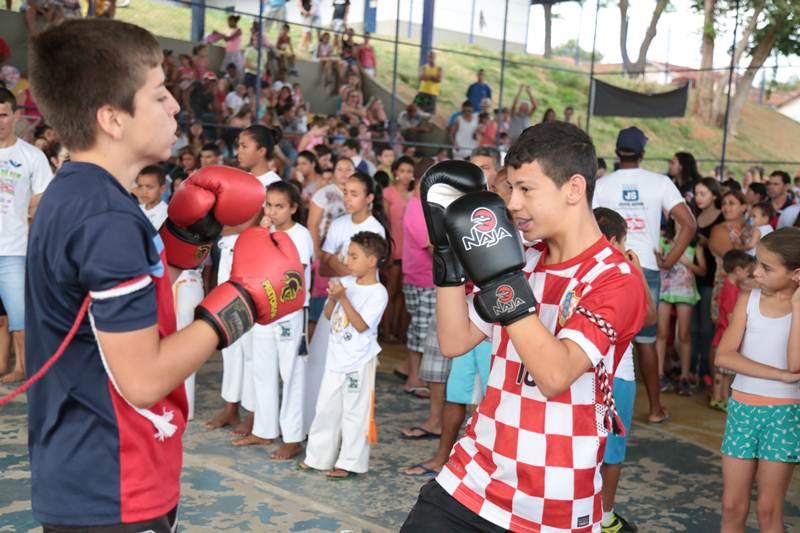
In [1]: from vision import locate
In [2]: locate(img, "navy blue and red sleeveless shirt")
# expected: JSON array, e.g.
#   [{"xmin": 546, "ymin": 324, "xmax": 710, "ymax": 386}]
[{"xmin": 25, "ymin": 161, "xmax": 187, "ymax": 526}]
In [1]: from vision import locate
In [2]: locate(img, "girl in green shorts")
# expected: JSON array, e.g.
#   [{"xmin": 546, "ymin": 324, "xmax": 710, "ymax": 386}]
[{"xmin": 716, "ymin": 227, "xmax": 800, "ymax": 533}]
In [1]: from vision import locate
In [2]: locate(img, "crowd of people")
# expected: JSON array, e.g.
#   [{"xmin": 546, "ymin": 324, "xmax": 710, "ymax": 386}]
[{"xmin": 1, "ymin": 11, "xmax": 800, "ymax": 533}]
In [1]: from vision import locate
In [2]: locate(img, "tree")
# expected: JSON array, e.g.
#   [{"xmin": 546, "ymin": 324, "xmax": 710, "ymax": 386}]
[
  {"xmin": 619, "ymin": 0, "xmax": 670, "ymax": 76},
  {"xmin": 711, "ymin": 0, "xmax": 765, "ymax": 124},
  {"xmin": 552, "ymin": 39, "xmax": 604, "ymax": 63},
  {"xmin": 544, "ymin": 2, "xmax": 554, "ymax": 58},
  {"xmin": 724, "ymin": 2, "xmax": 800, "ymax": 135},
  {"xmin": 695, "ymin": 0, "xmax": 717, "ymax": 122}
]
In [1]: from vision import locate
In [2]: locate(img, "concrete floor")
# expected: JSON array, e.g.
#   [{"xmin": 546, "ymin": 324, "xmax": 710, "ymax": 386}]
[{"xmin": 1, "ymin": 343, "xmax": 798, "ymax": 532}]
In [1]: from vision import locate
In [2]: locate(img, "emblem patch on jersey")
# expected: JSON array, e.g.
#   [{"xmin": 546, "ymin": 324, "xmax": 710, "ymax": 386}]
[
  {"xmin": 461, "ymin": 207, "xmax": 511, "ymax": 251},
  {"xmin": 280, "ymin": 271, "xmax": 303, "ymax": 303},
  {"xmin": 493, "ymin": 284, "xmax": 526, "ymax": 315},
  {"xmin": 194, "ymin": 243, "xmax": 212, "ymax": 261},
  {"xmin": 558, "ymin": 288, "xmax": 581, "ymax": 327}
]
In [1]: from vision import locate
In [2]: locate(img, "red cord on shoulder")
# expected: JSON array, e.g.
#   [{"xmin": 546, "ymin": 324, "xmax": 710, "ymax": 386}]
[{"xmin": 0, "ymin": 295, "xmax": 91, "ymax": 408}]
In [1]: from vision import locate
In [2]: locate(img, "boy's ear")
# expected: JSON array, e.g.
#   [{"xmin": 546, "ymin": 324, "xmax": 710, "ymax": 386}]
[
  {"xmin": 96, "ymin": 104, "xmax": 124, "ymax": 141},
  {"xmin": 368, "ymin": 255, "xmax": 378, "ymax": 268},
  {"xmin": 564, "ymin": 173, "xmax": 587, "ymax": 206}
]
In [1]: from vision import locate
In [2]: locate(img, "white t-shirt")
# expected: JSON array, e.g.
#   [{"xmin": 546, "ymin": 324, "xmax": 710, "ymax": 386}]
[
  {"xmin": 454, "ymin": 114, "xmax": 479, "ymax": 152},
  {"xmin": 777, "ymin": 204, "xmax": 800, "ymax": 228},
  {"xmin": 0, "ymin": 138, "xmax": 54, "ymax": 256},
  {"xmin": 274, "ymin": 222, "xmax": 314, "ymax": 307},
  {"xmin": 615, "ymin": 345, "xmax": 635, "ymax": 381},
  {"xmin": 224, "ymin": 92, "xmax": 248, "ymax": 115},
  {"xmin": 321, "ymin": 214, "xmax": 386, "ymax": 264},
  {"xmin": 326, "ymin": 275, "xmax": 388, "ymax": 373},
  {"xmin": 592, "ymin": 168, "xmax": 684, "ymax": 271},
  {"xmin": 140, "ymin": 201, "xmax": 168, "ymax": 230},
  {"xmin": 256, "ymin": 171, "xmax": 282, "ymax": 188},
  {"xmin": 311, "ymin": 183, "xmax": 346, "ymax": 241}
]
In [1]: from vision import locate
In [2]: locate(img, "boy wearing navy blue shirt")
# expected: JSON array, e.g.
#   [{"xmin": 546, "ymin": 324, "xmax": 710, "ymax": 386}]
[{"xmin": 26, "ymin": 19, "xmax": 304, "ymax": 531}]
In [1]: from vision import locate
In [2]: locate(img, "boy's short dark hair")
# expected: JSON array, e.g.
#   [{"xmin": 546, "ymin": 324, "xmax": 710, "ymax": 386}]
[
  {"xmin": 748, "ymin": 182, "xmax": 767, "ymax": 200},
  {"xmin": 593, "ymin": 207, "xmax": 626, "ymax": 243},
  {"xmin": 722, "ymin": 178, "xmax": 742, "ymax": 192},
  {"xmin": 506, "ymin": 122, "xmax": 598, "ymax": 203},
  {"xmin": 752, "ymin": 201, "xmax": 776, "ymax": 221},
  {"xmin": 462, "ymin": 100, "xmax": 473, "ymax": 109},
  {"xmin": 0, "ymin": 87, "xmax": 17, "ymax": 111},
  {"xmin": 770, "ymin": 170, "xmax": 791, "ymax": 185},
  {"xmin": 201, "ymin": 142, "xmax": 221, "ymax": 155},
  {"xmin": 722, "ymin": 249, "xmax": 755, "ymax": 274},
  {"xmin": 138, "ymin": 164, "xmax": 166, "ymax": 186},
  {"xmin": 350, "ymin": 231, "xmax": 389, "ymax": 268},
  {"xmin": 343, "ymin": 139, "xmax": 360, "ymax": 152},
  {"xmin": 29, "ymin": 19, "xmax": 162, "ymax": 151}
]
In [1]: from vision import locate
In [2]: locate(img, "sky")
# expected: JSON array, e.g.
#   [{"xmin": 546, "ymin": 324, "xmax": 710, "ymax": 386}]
[{"xmin": 525, "ymin": 0, "xmax": 800, "ymax": 82}]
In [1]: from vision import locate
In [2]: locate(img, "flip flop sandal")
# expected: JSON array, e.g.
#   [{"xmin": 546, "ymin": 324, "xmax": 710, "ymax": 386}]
[
  {"xmin": 403, "ymin": 386, "xmax": 431, "ymax": 399},
  {"xmin": 403, "ymin": 464, "xmax": 440, "ymax": 477},
  {"xmin": 401, "ymin": 426, "xmax": 441, "ymax": 440}
]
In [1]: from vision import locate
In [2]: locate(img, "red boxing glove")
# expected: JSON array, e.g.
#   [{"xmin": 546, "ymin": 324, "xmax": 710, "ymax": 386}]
[
  {"xmin": 160, "ymin": 166, "xmax": 266, "ymax": 269},
  {"xmin": 196, "ymin": 227, "xmax": 306, "ymax": 348}
]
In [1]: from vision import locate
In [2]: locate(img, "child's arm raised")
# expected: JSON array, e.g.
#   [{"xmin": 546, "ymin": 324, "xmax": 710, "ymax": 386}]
[
  {"xmin": 320, "ymin": 251, "xmax": 350, "ymax": 277},
  {"xmin": 743, "ymin": 227, "xmax": 761, "ymax": 251},
  {"xmin": 717, "ymin": 292, "xmax": 800, "ymax": 382}
]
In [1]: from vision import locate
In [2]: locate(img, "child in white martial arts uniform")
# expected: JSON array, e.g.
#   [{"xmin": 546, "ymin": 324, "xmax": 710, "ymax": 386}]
[
  {"xmin": 204, "ymin": 211, "xmax": 263, "ymax": 433},
  {"xmin": 233, "ymin": 182, "xmax": 314, "ymax": 461},
  {"xmin": 300, "ymin": 231, "xmax": 389, "ymax": 479},
  {"xmin": 142, "ymin": 175, "xmax": 205, "ymax": 420},
  {"xmin": 304, "ymin": 171, "xmax": 389, "ymax": 434}
]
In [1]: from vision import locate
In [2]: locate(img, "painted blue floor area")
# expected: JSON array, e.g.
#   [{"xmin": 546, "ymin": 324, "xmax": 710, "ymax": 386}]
[{"xmin": 1, "ymin": 356, "xmax": 798, "ymax": 532}]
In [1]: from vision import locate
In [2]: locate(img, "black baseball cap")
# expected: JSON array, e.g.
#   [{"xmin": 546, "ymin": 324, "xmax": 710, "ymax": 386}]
[{"xmin": 616, "ymin": 126, "xmax": 648, "ymax": 154}]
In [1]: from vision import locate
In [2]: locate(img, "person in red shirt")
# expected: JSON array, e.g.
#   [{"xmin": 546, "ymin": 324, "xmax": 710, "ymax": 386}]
[
  {"xmin": 709, "ymin": 249, "xmax": 755, "ymax": 412},
  {"xmin": 403, "ymin": 122, "xmax": 647, "ymax": 532},
  {"xmin": 357, "ymin": 32, "xmax": 377, "ymax": 77}
]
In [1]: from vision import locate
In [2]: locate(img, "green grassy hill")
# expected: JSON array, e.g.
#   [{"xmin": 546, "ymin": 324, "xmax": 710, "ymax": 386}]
[{"xmin": 107, "ymin": 0, "xmax": 800, "ymax": 177}]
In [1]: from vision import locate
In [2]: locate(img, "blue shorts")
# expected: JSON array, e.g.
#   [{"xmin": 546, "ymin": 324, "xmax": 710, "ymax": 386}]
[
  {"xmin": 308, "ymin": 295, "xmax": 327, "ymax": 323},
  {"xmin": 0, "ymin": 256, "xmax": 26, "ymax": 331},
  {"xmin": 603, "ymin": 378, "xmax": 636, "ymax": 465},
  {"xmin": 446, "ymin": 341, "xmax": 492, "ymax": 405},
  {"xmin": 635, "ymin": 268, "xmax": 660, "ymax": 343}
]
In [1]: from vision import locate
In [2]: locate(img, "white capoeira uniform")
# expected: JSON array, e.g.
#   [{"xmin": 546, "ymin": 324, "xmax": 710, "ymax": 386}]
[
  {"xmin": 173, "ymin": 268, "xmax": 204, "ymax": 420},
  {"xmin": 249, "ymin": 222, "xmax": 314, "ymax": 442},
  {"xmin": 217, "ymin": 233, "xmax": 251, "ymax": 404},
  {"xmin": 303, "ymin": 275, "xmax": 387, "ymax": 474}
]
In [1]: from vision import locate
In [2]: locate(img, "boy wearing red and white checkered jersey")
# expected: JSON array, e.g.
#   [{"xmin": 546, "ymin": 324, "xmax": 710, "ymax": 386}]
[{"xmin": 402, "ymin": 122, "xmax": 648, "ymax": 533}]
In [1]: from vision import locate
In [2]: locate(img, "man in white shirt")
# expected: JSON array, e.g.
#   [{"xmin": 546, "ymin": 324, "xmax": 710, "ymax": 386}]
[
  {"xmin": 340, "ymin": 140, "xmax": 375, "ymax": 176},
  {"xmin": 592, "ymin": 126, "xmax": 696, "ymax": 423},
  {"xmin": 0, "ymin": 88, "xmax": 54, "ymax": 382},
  {"xmin": 224, "ymin": 83, "xmax": 250, "ymax": 117}
]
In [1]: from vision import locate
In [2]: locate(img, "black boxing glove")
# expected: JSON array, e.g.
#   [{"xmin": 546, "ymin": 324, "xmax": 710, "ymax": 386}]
[
  {"xmin": 444, "ymin": 191, "xmax": 537, "ymax": 325},
  {"xmin": 420, "ymin": 160, "xmax": 486, "ymax": 286}
]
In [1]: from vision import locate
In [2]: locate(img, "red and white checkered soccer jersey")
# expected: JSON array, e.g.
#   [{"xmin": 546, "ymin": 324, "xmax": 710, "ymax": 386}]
[{"xmin": 436, "ymin": 238, "xmax": 647, "ymax": 533}]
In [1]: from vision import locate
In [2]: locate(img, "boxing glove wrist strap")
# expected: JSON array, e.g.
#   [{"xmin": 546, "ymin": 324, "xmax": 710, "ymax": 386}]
[
  {"xmin": 195, "ymin": 282, "xmax": 257, "ymax": 349},
  {"xmin": 433, "ymin": 248, "xmax": 467, "ymax": 287},
  {"xmin": 160, "ymin": 221, "xmax": 214, "ymax": 270},
  {"xmin": 473, "ymin": 271, "xmax": 537, "ymax": 326}
]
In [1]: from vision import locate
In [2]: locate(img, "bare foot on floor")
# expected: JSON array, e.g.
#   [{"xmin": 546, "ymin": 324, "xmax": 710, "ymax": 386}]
[
  {"xmin": 231, "ymin": 435, "xmax": 273, "ymax": 447},
  {"xmin": 326, "ymin": 468, "xmax": 355, "ymax": 479},
  {"xmin": 204, "ymin": 412, "xmax": 240, "ymax": 430},
  {"xmin": 0, "ymin": 370, "xmax": 25, "ymax": 384},
  {"xmin": 230, "ymin": 414, "xmax": 254, "ymax": 437},
  {"xmin": 271, "ymin": 442, "xmax": 303, "ymax": 460}
]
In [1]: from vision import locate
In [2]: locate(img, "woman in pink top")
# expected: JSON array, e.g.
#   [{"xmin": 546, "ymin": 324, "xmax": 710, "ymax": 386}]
[
  {"xmin": 222, "ymin": 15, "xmax": 244, "ymax": 76},
  {"xmin": 398, "ymin": 160, "xmax": 436, "ymax": 398},
  {"xmin": 381, "ymin": 156, "xmax": 415, "ymax": 345}
]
